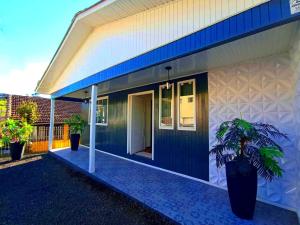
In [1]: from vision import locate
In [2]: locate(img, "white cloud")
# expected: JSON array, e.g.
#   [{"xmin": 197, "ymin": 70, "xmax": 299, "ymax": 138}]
[{"xmin": 0, "ymin": 61, "xmax": 48, "ymax": 96}]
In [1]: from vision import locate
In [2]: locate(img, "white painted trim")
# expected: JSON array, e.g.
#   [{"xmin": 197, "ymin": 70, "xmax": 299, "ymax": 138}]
[
  {"xmin": 88, "ymin": 100, "xmax": 91, "ymax": 124},
  {"xmin": 127, "ymin": 90, "xmax": 155, "ymax": 160},
  {"xmin": 88, "ymin": 95, "xmax": 109, "ymax": 126},
  {"xmin": 48, "ymin": 98, "xmax": 55, "ymax": 150},
  {"xmin": 79, "ymin": 144, "xmax": 299, "ymax": 214},
  {"xmin": 177, "ymin": 79, "xmax": 197, "ymax": 131},
  {"xmin": 76, "ymin": 0, "xmax": 117, "ymax": 20},
  {"xmin": 89, "ymin": 85, "xmax": 97, "ymax": 173},
  {"xmin": 96, "ymin": 96, "xmax": 109, "ymax": 126},
  {"xmin": 159, "ymin": 83, "xmax": 174, "ymax": 130},
  {"xmin": 127, "ymin": 94, "xmax": 131, "ymax": 154}
]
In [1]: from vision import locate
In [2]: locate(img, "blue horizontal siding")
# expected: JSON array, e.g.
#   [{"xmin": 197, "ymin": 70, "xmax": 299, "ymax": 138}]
[{"xmin": 53, "ymin": 0, "xmax": 300, "ymax": 98}]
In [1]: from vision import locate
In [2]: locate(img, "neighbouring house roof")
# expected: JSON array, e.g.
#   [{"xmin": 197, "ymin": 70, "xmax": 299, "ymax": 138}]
[{"xmin": 1, "ymin": 95, "xmax": 81, "ymax": 125}]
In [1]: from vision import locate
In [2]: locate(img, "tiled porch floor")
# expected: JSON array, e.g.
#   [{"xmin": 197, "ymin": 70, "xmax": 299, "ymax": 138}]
[{"xmin": 50, "ymin": 147, "xmax": 298, "ymax": 225}]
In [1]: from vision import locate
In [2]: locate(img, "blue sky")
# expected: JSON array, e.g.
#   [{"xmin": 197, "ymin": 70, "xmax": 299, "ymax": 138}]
[{"xmin": 0, "ymin": 0, "xmax": 98, "ymax": 95}]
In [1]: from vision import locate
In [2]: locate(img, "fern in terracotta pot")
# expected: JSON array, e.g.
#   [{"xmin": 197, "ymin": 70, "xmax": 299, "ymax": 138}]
[{"xmin": 210, "ymin": 118, "xmax": 287, "ymax": 219}]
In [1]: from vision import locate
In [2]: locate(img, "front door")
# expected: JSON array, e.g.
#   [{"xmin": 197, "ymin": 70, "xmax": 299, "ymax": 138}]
[
  {"xmin": 128, "ymin": 91, "xmax": 154, "ymax": 159},
  {"xmin": 131, "ymin": 95, "xmax": 146, "ymax": 153}
]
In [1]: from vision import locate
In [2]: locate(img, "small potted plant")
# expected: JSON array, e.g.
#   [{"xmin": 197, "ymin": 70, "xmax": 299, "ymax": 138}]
[
  {"xmin": 210, "ymin": 118, "xmax": 287, "ymax": 220},
  {"xmin": 0, "ymin": 118, "xmax": 33, "ymax": 160},
  {"xmin": 64, "ymin": 114, "xmax": 86, "ymax": 151}
]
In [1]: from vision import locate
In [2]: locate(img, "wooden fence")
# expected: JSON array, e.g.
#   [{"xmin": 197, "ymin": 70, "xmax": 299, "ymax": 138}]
[
  {"xmin": 29, "ymin": 124, "xmax": 70, "ymax": 153},
  {"xmin": 0, "ymin": 124, "xmax": 70, "ymax": 155}
]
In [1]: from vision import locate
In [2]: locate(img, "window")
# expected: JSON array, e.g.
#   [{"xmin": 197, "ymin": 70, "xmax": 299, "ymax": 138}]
[
  {"xmin": 0, "ymin": 98, "xmax": 7, "ymax": 118},
  {"xmin": 89, "ymin": 96, "xmax": 109, "ymax": 126},
  {"xmin": 96, "ymin": 96, "xmax": 108, "ymax": 125},
  {"xmin": 177, "ymin": 79, "xmax": 196, "ymax": 131},
  {"xmin": 159, "ymin": 84, "xmax": 174, "ymax": 129}
]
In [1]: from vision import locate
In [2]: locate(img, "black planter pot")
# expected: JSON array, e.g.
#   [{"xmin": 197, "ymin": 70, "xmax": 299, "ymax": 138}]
[
  {"xmin": 10, "ymin": 142, "xmax": 25, "ymax": 160},
  {"xmin": 225, "ymin": 157, "xmax": 257, "ymax": 220},
  {"xmin": 70, "ymin": 134, "xmax": 80, "ymax": 151}
]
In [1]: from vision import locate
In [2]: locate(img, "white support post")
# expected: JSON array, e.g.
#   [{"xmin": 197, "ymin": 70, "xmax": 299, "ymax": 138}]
[
  {"xmin": 89, "ymin": 85, "xmax": 97, "ymax": 173},
  {"xmin": 48, "ymin": 97, "xmax": 55, "ymax": 151}
]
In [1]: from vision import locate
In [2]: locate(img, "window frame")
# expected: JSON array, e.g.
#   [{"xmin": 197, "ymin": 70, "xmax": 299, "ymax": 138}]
[
  {"xmin": 96, "ymin": 96, "xmax": 109, "ymax": 126},
  {"xmin": 88, "ymin": 96, "xmax": 109, "ymax": 126},
  {"xmin": 177, "ymin": 79, "xmax": 196, "ymax": 131},
  {"xmin": 159, "ymin": 83, "xmax": 174, "ymax": 130}
]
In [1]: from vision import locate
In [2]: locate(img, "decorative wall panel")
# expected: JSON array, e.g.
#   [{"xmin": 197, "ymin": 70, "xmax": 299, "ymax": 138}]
[
  {"xmin": 290, "ymin": 27, "xmax": 300, "ymax": 217},
  {"xmin": 208, "ymin": 53, "xmax": 299, "ymax": 209}
]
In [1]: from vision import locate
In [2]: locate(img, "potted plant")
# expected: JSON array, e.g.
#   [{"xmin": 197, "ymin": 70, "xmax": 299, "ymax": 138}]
[
  {"xmin": 64, "ymin": 114, "xmax": 86, "ymax": 151},
  {"xmin": 16, "ymin": 100, "xmax": 40, "ymax": 124},
  {"xmin": 0, "ymin": 119, "xmax": 33, "ymax": 160},
  {"xmin": 210, "ymin": 118, "xmax": 287, "ymax": 220}
]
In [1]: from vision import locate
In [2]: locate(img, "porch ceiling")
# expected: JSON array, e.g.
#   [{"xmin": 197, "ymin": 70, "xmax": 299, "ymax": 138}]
[{"xmin": 64, "ymin": 21, "xmax": 299, "ymax": 99}]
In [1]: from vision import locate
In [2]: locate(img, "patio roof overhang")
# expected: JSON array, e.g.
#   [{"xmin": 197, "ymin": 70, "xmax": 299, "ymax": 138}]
[
  {"xmin": 51, "ymin": 0, "xmax": 300, "ymax": 99},
  {"xmin": 57, "ymin": 19, "xmax": 300, "ymax": 100}
]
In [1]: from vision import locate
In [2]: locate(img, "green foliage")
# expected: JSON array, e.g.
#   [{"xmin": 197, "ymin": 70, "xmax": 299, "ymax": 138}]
[
  {"xmin": 210, "ymin": 118, "xmax": 288, "ymax": 181},
  {"xmin": 216, "ymin": 121, "xmax": 230, "ymax": 140},
  {"xmin": 0, "ymin": 118, "xmax": 33, "ymax": 144},
  {"xmin": 259, "ymin": 147, "xmax": 283, "ymax": 177},
  {"xmin": 64, "ymin": 114, "xmax": 86, "ymax": 135},
  {"xmin": 16, "ymin": 101, "xmax": 40, "ymax": 124}
]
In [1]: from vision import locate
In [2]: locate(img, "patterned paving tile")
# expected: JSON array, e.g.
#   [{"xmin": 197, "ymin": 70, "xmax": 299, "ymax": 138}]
[{"xmin": 51, "ymin": 147, "xmax": 299, "ymax": 225}]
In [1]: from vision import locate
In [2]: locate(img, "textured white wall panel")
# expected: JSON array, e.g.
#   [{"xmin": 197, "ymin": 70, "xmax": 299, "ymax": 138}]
[
  {"xmin": 51, "ymin": 0, "xmax": 269, "ymax": 93},
  {"xmin": 290, "ymin": 26, "xmax": 300, "ymax": 218},
  {"xmin": 208, "ymin": 53, "xmax": 299, "ymax": 210}
]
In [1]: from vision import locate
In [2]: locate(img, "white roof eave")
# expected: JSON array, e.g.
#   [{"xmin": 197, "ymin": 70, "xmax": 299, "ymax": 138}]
[{"xmin": 35, "ymin": 0, "xmax": 174, "ymax": 94}]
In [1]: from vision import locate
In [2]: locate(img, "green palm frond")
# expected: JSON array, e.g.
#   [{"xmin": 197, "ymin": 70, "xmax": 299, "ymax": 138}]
[
  {"xmin": 259, "ymin": 147, "xmax": 283, "ymax": 178},
  {"xmin": 210, "ymin": 117, "xmax": 288, "ymax": 181}
]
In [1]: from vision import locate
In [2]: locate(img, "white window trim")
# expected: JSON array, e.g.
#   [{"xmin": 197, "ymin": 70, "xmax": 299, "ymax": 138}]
[
  {"xmin": 88, "ymin": 96, "xmax": 109, "ymax": 126},
  {"xmin": 88, "ymin": 100, "xmax": 91, "ymax": 125},
  {"xmin": 127, "ymin": 90, "xmax": 155, "ymax": 160},
  {"xmin": 96, "ymin": 96, "xmax": 109, "ymax": 126},
  {"xmin": 177, "ymin": 79, "xmax": 196, "ymax": 131},
  {"xmin": 159, "ymin": 83, "xmax": 174, "ymax": 130}
]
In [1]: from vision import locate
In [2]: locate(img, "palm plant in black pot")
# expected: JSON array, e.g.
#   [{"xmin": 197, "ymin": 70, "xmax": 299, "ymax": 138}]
[
  {"xmin": 64, "ymin": 114, "xmax": 86, "ymax": 151},
  {"xmin": 210, "ymin": 118, "xmax": 288, "ymax": 220},
  {"xmin": 0, "ymin": 119, "xmax": 33, "ymax": 160}
]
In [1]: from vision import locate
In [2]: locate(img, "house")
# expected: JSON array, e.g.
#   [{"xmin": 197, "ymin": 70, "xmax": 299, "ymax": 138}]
[
  {"xmin": 35, "ymin": 0, "xmax": 300, "ymax": 219},
  {"xmin": 0, "ymin": 94, "xmax": 81, "ymax": 152}
]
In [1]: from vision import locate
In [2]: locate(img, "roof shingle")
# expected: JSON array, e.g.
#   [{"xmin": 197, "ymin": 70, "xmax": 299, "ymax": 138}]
[{"xmin": 10, "ymin": 95, "xmax": 82, "ymax": 124}]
